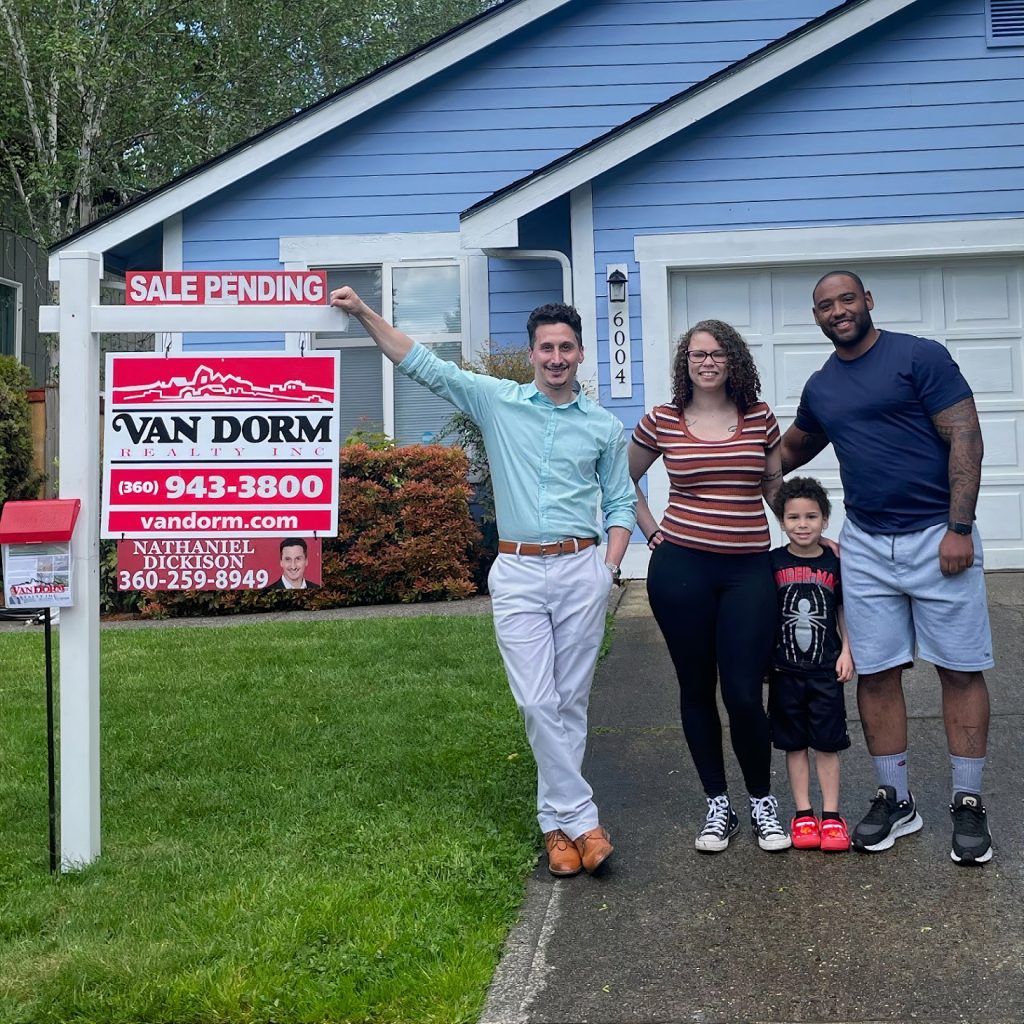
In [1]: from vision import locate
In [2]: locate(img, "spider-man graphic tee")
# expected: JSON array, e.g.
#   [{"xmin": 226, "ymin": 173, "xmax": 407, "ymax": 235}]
[{"xmin": 770, "ymin": 546, "xmax": 843, "ymax": 676}]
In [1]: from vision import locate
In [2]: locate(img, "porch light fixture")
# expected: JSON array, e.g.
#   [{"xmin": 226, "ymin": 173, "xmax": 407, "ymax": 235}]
[{"xmin": 607, "ymin": 269, "xmax": 627, "ymax": 303}]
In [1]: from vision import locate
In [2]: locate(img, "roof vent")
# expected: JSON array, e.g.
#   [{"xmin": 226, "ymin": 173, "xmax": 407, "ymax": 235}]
[{"xmin": 988, "ymin": 0, "xmax": 1024, "ymax": 45}]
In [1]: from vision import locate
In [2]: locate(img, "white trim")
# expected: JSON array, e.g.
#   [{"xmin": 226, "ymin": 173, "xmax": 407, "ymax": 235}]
[
  {"xmin": 281, "ymin": 231, "xmax": 466, "ymax": 265},
  {"xmin": 570, "ymin": 184, "xmax": 598, "ymax": 396},
  {"xmin": 631, "ymin": 215, "xmax": 1024, "ymax": 575},
  {"xmin": 460, "ymin": 0, "xmax": 922, "ymax": 239},
  {"xmin": 160, "ymin": 214, "xmax": 183, "ymax": 353},
  {"xmin": 49, "ymin": 0, "xmax": 573, "ymax": 269},
  {"xmin": 634, "ymin": 218, "xmax": 1024, "ymax": 267},
  {"xmin": 466, "ymin": 252, "xmax": 490, "ymax": 364},
  {"xmin": 0, "ymin": 275, "xmax": 23, "ymax": 360}
]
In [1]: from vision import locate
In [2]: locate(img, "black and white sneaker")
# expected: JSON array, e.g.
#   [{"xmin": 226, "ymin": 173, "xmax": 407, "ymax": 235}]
[
  {"xmin": 749, "ymin": 795, "xmax": 792, "ymax": 851},
  {"xmin": 852, "ymin": 785, "xmax": 923, "ymax": 852},
  {"xmin": 695, "ymin": 794, "xmax": 739, "ymax": 853},
  {"xmin": 950, "ymin": 792, "xmax": 993, "ymax": 865}
]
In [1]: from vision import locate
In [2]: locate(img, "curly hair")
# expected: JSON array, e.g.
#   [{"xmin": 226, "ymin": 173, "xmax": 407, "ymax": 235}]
[
  {"xmin": 670, "ymin": 319, "xmax": 762, "ymax": 412},
  {"xmin": 772, "ymin": 476, "xmax": 832, "ymax": 520}
]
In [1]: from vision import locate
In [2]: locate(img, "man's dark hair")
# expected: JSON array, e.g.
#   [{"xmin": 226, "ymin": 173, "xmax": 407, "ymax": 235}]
[
  {"xmin": 773, "ymin": 476, "xmax": 831, "ymax": 520},
  {"xmin": 527, "ymin": 303, "xmax": 583, "ymax": 348},
  {"xmin": 279, "ymin": 537, "xmax": 308, "ymax": 556},
  {"xmin": 813, "ymin": 269, "xmax": 867, "ymax": 298}
]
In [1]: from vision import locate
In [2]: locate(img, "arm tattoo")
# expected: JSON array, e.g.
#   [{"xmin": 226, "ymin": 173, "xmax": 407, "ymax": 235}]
[
  {"xmin": 762, "ymin": 468, "xmax": 782, "ymax": 483},
  {"xmin": 932, "ymin": 398, "xmax": 984, "ymax": 524}
]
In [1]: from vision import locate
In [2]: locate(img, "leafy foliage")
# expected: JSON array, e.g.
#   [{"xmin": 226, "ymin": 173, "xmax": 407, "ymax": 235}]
[
  {"xmin": 0, "ymin": 0, "xmax": 499, "ymax": 243},
  {"xmin": 0, "ymin": 355, "xmax": 43, "ymax": 505}
]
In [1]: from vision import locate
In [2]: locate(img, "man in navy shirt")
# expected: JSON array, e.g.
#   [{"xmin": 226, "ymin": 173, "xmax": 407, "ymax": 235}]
[{"xmin": 780, "ymin": 271, "xmax": 994, "ymax": 865}]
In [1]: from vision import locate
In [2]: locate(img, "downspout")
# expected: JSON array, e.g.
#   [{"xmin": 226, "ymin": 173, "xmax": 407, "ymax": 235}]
[{"xmin": 481, "ymin": 248, "xmax": 573, "ymax": 304}]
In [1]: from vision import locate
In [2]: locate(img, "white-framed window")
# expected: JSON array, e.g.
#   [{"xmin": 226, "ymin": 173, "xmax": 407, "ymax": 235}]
[
  {"xmin": 314, "ymin": 260, "xmax": 466, "ymax": 446},
  {"xmin": 281, "ymin": 232, "xmax": 488, "ymax": 447},
  {"xmin": 0, "ymin": 276, "xmax": 22, "ymax": 360}
]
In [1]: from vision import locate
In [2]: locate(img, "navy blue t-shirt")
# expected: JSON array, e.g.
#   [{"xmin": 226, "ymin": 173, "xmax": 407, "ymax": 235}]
[{"xmin": 794, "ymin": 331, "xmax": 972, "ymax": 534}]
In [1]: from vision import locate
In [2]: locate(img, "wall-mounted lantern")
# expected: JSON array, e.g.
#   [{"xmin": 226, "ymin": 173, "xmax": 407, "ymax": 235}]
[{"xmin": 607, "ymin": 268, "xmax": 628, "ymax": 303}]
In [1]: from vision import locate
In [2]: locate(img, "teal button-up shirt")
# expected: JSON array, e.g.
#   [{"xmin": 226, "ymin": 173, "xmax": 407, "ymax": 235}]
[{"xmin": 400, "ymin": 343, "xmax": 636, "ymax": 543}]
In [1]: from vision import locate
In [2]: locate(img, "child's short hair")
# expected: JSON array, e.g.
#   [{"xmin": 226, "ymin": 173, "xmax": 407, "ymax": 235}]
[{"xmin": 773, "ymin": 476, "xmax": 831, "ymax": 520}]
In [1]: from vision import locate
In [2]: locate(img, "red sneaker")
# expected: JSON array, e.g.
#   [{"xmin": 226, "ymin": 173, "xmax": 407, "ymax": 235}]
[
  {"xmin": 820, "ymin": 816, "xmax": 851, "ymax": 852},
  {"xmin": 791, "ymin": 814, "xmax": 820, "ymax": 850}
]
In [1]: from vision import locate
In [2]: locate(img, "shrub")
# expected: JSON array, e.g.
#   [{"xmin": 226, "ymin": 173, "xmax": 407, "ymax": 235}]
[
  {"xmin": 0, "ymin": 356, "xmax": 44, "ymax": 506},
  {"xmin": 111, "ymin": 444, "xmax": 481, "ymax": 618}
]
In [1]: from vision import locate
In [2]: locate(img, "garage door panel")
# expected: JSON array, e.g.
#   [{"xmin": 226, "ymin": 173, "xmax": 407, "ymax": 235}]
[
  {"xmin": 979, "ymin": 414, "xmax": 1024, "ymax": 472},
  {"xmin": 771, "ymin": 271, "xmax": 821, "ymax": 336},
  {"xmin": 671, "ymin": 270, "xmax": 773, "ymax": 339},
  {"xmin": 978, "ymin": 491, "xmax": 1023, "ymax": 544},
  {"xmin": 948, "ymin": 338, "xmax": 1021, "ymax": 399},
  {"xmin": 864, "ymin": 267, "xmax": 943, "ymax": 336},
  {"xmin": 943, "ymin": 266, "xmax": 1021, "ymax": 330},
  {"xmin": 773, "ymin": 344, "xmax": 837, "ymax": 409}
]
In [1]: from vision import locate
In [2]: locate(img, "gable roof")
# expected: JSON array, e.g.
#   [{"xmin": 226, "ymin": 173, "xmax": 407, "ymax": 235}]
[
  {"xmin": 459, "ymin": 0, "xmax": 923, "ymax": 246},
  {"xmin": 50, "ymin": 0, "xmax": 574, "ymax": 262}
]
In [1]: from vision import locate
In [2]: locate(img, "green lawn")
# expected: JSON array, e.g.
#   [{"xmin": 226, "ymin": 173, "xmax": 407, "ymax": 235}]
[{"xmin": 0, "ymin": 616, "xmax": 538, "ymax": 1024}]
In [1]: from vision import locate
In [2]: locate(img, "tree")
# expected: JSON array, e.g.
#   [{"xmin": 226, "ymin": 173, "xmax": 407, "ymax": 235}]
[{"xmin": 0, "ymin": 0, "xmax": 498, "ymax": 244}]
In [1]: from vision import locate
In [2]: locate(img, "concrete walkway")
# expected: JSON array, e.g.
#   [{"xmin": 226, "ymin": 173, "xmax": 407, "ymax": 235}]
[{"xmin": 482, "ymin": 573, "xmax": 1024, "ymax": 1024}]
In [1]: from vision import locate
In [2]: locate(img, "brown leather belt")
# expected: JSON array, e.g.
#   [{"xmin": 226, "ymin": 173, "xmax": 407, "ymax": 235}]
[{"xmin": 497, "ymin": 537, "xmax": 598, "ymax": 557}]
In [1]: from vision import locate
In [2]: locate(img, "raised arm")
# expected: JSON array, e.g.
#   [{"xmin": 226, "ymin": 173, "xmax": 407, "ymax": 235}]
[
  {"xmin": 932, "ymin": 396, "xmax": 984, "ymax": 576},
  {"xmin": 780, "ymin": 423, "xmax": 830, "ymax": 475},
  {"xmin": 329, "ymin": 286, "xmax": 413, "ymax": 364}
]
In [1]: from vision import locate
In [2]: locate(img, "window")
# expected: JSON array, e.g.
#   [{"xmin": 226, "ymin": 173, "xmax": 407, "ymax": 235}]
[
  {"xmin": 0, "ymin": 279, "xmax": 19, "ymax": 359},
  {"xmin": 316, "ymin": 261, "xmax": 466, "ymax": 446}
]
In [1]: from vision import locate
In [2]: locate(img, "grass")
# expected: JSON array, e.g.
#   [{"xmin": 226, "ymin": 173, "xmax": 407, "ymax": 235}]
[{"xmin": 0, "ymin": 616, "xmax": 538, "ymax": 1023}]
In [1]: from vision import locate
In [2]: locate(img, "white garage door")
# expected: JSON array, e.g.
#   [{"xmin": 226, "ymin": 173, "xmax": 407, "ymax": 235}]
[{"xmin": 668, "ymin": 258, "xmax": 1024, "ymax": 568}]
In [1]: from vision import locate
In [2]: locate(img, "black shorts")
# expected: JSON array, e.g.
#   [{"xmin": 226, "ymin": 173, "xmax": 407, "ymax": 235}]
[{"xmin": 769, "ymin": 670, "xmax": 850, "ymax": 753}]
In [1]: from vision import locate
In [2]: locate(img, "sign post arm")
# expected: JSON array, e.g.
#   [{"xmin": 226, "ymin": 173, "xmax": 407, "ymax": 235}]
[{"xmin": 58, "ymin": 251, "xmax": 102, "ymax": 870}]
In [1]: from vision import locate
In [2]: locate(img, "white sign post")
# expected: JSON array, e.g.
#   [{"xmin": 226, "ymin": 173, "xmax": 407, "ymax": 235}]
[{"xmin": 40, "ymin": 255, "xmax": 348, "ymax": 870}]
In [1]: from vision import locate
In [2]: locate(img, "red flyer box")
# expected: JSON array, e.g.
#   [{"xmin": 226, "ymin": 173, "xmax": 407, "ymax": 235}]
[{"xmin": 0, "ymin": 499, "xmax": 81, "ymax": 608}]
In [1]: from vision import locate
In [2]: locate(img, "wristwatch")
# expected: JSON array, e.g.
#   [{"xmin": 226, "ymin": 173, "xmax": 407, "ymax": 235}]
[
  {"xmin": 947, "ymin": 521, "xmax": 972, "ymax": 536},
  {"xmin": 605, "ymin": 562, "xmax": 622, "ymax": 585}
]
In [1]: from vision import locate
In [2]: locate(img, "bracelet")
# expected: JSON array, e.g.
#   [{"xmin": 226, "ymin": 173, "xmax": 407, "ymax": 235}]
[{"xmin": 645, "ymin": 529, "xmax": 663, "ymax": 543}]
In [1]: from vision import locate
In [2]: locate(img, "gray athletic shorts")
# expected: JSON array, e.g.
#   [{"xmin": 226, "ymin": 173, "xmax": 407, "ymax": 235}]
[{"xmin": 840, "ymin": 519, "xmax": 994, "ymax": 675}]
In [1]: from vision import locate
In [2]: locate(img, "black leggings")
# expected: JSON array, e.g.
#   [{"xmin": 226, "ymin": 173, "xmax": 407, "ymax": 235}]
[{"xmin": 647, "ymin": 541, "xmax": 776, "ymax": 798}]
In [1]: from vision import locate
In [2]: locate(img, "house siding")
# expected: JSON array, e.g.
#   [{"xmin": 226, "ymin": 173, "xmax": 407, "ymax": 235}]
[
  {"xmin": 591, "ymin": 0, "xmax": 1024, "ymax": 422},
  {"xmin": 177, "ymin": 0, "xmax": 839, "ymax": 348},
  {"xmin": 0, "ymin": 228, "xmax": 48, "ymax": 385}
]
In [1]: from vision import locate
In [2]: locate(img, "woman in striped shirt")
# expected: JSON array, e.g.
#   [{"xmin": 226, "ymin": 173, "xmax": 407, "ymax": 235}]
[{"xmin": 629, "ymin": 319, "xmax": 789, "ymax": 854}]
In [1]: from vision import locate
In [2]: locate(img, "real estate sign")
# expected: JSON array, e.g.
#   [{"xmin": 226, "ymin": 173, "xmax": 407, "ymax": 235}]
[{"xmin": 101, "ymin": 353, "xmax": 341, "ymax": 539}]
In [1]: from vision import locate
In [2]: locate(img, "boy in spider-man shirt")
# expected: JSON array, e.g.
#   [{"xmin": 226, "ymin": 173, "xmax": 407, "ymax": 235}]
[{"xmin": 770, "ymin": 477, "xmax": 855, "ymax": 852}]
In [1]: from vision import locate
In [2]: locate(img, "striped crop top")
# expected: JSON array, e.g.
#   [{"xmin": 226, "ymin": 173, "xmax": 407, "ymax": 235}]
[{"xmin": 632, "ymin": 401, "xmax": 780, "ymax": 554}]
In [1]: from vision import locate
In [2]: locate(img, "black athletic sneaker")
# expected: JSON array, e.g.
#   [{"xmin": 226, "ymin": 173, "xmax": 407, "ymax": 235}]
[
  {"xmin": 950, "ymin": 791, "xmax": 993, "ymax": 865},
  {"xmin": 851, "ymin": 785, "xmax": 923, "ymax": 852}
]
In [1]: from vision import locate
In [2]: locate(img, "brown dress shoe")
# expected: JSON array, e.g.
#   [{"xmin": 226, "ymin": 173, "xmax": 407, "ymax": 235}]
[
  {"xmin": 544, "ymin": 830, "xmax": 583, "ymax": 877},
  {"xmin": 574, "ymin": 826, "xmax": 614, "ymax": 873}
]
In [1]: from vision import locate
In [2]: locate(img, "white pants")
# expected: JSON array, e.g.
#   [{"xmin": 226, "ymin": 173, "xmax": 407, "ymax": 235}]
[{"xmin": 488, "ymin": 546, "xmax": 614, "ymax": 839}]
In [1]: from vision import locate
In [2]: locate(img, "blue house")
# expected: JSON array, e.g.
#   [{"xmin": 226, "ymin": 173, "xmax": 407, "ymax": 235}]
[{"xmin": 51, "ymin": 0, "xmax": 1024, "ymax": 571}]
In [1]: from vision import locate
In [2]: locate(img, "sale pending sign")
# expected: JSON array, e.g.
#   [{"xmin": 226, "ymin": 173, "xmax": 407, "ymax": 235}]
[{"xmin": 102, "ymin": 353, "xmax": 341, "ymax": 539}]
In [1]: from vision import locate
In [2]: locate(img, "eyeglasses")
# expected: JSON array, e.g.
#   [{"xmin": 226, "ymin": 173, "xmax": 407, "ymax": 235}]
[{"xmin": 686, "ymin": 349, "xmax": 728, "ymax": 364}]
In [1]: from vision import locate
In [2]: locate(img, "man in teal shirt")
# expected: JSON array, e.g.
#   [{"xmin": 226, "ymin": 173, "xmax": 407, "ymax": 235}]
[{"xmin": 330, "ymin": 287, "xmax": 636, "ymax": 876}]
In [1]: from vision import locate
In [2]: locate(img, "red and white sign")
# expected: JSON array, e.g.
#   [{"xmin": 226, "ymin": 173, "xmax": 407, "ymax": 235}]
[
  {"xmin": 102, "ymin": 353, "xmax": 341, "ymax": 539},
  {"xmin": 116, "ymin": 537, "xmax": 323, "ymax": 592},
  {"xmin": 125, "ymin": 270, "xmax": 327, "ymax": 306}
]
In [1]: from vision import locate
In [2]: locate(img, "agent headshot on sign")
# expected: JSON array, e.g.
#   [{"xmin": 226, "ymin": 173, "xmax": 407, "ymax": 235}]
[{"xmin": 267, "ymin": 537, "xmax": 319, "ymax": 589}]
